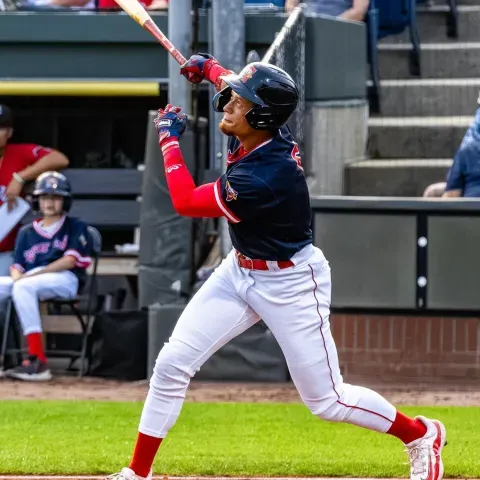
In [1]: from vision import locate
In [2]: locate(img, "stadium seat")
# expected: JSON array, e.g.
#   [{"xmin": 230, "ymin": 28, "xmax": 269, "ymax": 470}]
[
  {"xmin": 417, "ymin": 0, "xmax": 458, "ymax": 38},
  {"xmin": 376, "ymin": 0, "xmax": 421, "ymax": 76}
]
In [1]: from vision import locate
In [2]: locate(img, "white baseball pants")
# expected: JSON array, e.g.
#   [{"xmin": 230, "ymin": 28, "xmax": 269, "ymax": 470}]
[
  {"xmin": 140, "ymin": 245, "xmax": 397, "ymax": 438},
  {"xmin": 0, "ymin": 268, "xmax": 78, "ymax": 335}
]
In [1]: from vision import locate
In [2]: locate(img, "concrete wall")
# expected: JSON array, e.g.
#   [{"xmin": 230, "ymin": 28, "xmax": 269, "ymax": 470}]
[
  {"xmin": 0, "ymin": 11, "xmax": 366, "ymax": 102},
  {"xmin": 311, "ymin": 196, "xmax": 480, "ymax": 312}
]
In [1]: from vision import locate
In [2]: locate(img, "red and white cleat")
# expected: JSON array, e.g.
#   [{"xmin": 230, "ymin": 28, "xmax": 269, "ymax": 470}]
[
  {"xmin": 405, "ymin": 416, "xmax": 447, "ymax": 480},
  {"xmin": 107, "ymin": 468, "xmax": 152, "ymax": 480}
]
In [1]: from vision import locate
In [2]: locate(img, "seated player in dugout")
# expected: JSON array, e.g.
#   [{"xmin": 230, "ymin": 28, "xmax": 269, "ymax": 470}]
[
  {"xmin": 0, "ymin": 104, "xmax": 70, "ymax": 276},
  {"xmin": 0, "ymin": 171, "xmax": 93, "ymax": 382},
  {"xmin": 107, "ymin": 55, "xmax": 447, "ymax": 480}
]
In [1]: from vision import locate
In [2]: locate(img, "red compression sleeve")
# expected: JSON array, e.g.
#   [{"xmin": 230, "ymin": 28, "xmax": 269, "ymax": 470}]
[
  {"xmin": 205, "ymin": 63, "xmax": 235, "ymax": 91},
  {"xmin": 161, "ymin": 138, "xmax": 224, "ymax": 218}
]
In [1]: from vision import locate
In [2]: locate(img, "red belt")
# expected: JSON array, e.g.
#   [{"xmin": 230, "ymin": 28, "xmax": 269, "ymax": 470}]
[{"xmin": 235, "ymin": 250, "xmax": 294, "ymax": 271}]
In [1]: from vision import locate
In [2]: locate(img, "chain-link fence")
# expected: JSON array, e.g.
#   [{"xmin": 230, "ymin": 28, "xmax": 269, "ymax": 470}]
[{"xmin": 261, "ymin": 4, "xmax": 307, "ymax": 165}]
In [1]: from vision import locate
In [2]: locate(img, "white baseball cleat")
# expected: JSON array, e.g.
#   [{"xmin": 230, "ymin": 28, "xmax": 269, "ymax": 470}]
[
  {"xmin": 107, "ymin": 467, "xmax": 152, "ymax": 480},
  {"xmin": 405, "ymin": 416, "xmax": 447, "ymax": 480}
]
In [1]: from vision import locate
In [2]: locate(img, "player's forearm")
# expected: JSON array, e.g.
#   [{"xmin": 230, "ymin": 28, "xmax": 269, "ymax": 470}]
[
  {"xmin": 17, "ymin": 152, "xmax": 69, "ymax": 182},
  {"xmin": 442, "ymin": 189, "xmax": 462, "ymax": 198},
  {"xmin": 206, "ymin": 64, "xmax": 234, "ymax": 92},
  {"xmin": 338, "ymin": 7, "xmax": 366, "ymax": 21},
  {"xmin": 28, "ymin": 256, "xmax": 76, "ymax": 276},
  {"xmin": 161, "ymin": 139, "xmax": 223, "ymax": 217}
]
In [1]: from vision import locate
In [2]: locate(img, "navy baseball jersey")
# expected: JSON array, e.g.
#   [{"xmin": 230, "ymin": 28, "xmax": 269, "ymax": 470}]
[
  {"xmin": 12, "ymin": 216, "xmax": 93, "ymax": 283},
  {"xmin": 214, "ymin": 127, "xmax": 312, "ymax": 260}
]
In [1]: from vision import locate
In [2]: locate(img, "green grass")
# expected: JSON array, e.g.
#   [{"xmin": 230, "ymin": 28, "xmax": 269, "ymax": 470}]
[{"xmin": 0, "ymin": 401, "xmax": 478, "ymax": 477}]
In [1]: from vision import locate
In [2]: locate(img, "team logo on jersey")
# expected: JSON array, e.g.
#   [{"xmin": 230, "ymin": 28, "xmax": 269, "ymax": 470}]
[
  {"xmin": 79, "ymin": 234, "xmax": 87, "ymax": 247},
  {"xmin": 225, "ymin": 181, "xmax": 238, "ymax": 202},
  {"xmin": 52, "ymin": 235, "xmax": 68, "ymax": 250},
  {"xmin": 24, "ymin": 242, "xmax": 50, "ymax": 263},
  {"xmin": 32, "ymin": 146, "xmax": 51, "ymax": 158},
  {"xmin": 240, "ymin": 65, "xmax": 257, "ymax": 83},
  {"xmin": 291, "ymin": 144, "xmax": 303, "ymax": 169}
]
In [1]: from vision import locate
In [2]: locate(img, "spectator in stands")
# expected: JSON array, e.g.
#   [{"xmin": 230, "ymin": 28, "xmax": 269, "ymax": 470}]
[
  {"xmin": 0, "ymin": 104, "xmax": 69, "ymax": 276},
  {"xmin": 0, "ymin": 171, "xmax": 93, "ymax": 381},
  {"xmin": 97, "ymin": 0, "xmax": 166, "ymax": 10},
  {"xmin": 14, "ymin": 0, "xmax": 95, "ymax": 9},
  {"xmin": 422, "ymin": 104, "xmax": 480, "ymax": 198},
  {"xmin": 286, "ymin": 0, "xmax": 368, "ymax": 21}
]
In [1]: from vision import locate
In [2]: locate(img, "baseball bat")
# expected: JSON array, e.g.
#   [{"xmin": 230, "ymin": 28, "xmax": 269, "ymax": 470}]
[{"xmin": 114, "ymin": 0, "xmax": 187, "ymax": 66}]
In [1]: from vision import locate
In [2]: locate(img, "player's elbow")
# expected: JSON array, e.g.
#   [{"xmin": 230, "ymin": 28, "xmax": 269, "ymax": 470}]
[
  {"xmin": 171, "ymin": 197, "xmax": 193, "ymax": 217},
  {"xmin": 64, "ymin": 255, "xmax": 78, "ymax": 270},
  {"xmin": 45, "ymin": 151, "xmax": 70, "ymax": 170}
]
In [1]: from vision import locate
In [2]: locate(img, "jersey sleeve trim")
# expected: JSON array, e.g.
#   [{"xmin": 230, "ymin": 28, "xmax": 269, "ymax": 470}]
[
  {"xmin": 64, "ymin": 249, "xmax": 92, "ymax": 268},
  {"xmin": 214, "ymin": 179, "xmax": 241, "ymax": 224},
  {"xmin": 10, "ymin": 263, "xmax": 25, "ymax": 273}
]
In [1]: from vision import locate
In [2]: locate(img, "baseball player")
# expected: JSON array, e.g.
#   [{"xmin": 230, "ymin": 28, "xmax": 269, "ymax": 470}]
[
  {"xmin": 109, "ymin": 57, "xmax": 446, "ymax": 480},
  {"xmin": 0, "ymin": 104, "xmax": 69, "ymax": 276},
  {"xmin": 0, "ymin": 171, "xmax": 93, "ymax": 381}
]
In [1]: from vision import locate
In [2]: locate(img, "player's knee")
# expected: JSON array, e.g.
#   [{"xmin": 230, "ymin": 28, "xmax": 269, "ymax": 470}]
[
  {"xmin": 11, "ymin": 278, "xmax": 34, "ymax": 299},
  {"xmin": 306, "ymin": 394, "xmax": 343, "ymax": 422},
  {"xmin": 314, "ymin": 400, "xmax": 350, "ymax": 423},
  {"xmin": 150, "ymin": 340, "xmax": 196, "ymax": 390}
]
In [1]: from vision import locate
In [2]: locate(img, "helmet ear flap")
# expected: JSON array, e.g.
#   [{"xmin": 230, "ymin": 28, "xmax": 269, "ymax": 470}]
[
  {"xmin": 213, "ymin": 86, "xmax": 232, "ymax": 112},
  {"xmin": 63, "ymin": 196, "xmax": 72, "ymax": 212},
  {"xmin": 245, "ymin": 106, "xmax": 293, "ymax": 130}
]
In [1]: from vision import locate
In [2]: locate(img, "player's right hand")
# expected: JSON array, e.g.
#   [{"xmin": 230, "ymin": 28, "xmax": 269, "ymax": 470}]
[{"xmin": 180, "ymin": 53, "xmax": 218, "ymax": 84}]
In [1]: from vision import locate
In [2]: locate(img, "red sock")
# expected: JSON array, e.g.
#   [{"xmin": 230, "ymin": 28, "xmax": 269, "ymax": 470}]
[
  {"xmin": 26, "ymin": 333, "xmax": 47, "ymax": 363},
  {"xmin": 387, "ymin": 410, "xmax": 428, "ymax": 444},
  {"xmin": 129, "ymin": 432, "xmax": 163, "ymax": 478}
]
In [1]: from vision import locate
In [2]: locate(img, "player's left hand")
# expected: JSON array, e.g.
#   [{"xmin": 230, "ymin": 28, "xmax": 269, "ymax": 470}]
[
  {"xmin": 154, "ymin": 105, "xmax": 188, "ymax": 144},
  {"xmin": 5, "ymin": 178, "xmax": 23, "ymax": 211}
]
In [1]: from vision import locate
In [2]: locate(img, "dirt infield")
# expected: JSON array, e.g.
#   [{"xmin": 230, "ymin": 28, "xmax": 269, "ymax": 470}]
[{"xmin": 1, "ymin": 375, "xmax": 480, "ymax": 405}]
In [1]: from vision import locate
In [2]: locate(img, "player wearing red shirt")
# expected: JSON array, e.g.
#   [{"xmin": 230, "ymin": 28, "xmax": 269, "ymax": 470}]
[{"xmin": 0, "ymin": 104, "xmax": 70, "ymax": 276}]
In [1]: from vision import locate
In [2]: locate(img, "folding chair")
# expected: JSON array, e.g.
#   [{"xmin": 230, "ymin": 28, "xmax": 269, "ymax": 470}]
[
  {"xmin": 0, "ymin": 225, "xmax": 102, "ymax": 377},
  {"xmin": 377, "ymin": 0, "xmax": 421, "ymax": 76},
  {"xmin": 366, "ymin": 0, "xmax": 381, "ymax": 113}
]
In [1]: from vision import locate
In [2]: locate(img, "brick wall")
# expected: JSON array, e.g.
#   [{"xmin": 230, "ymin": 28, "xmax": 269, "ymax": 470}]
[{"xmin": 331, "ymin": 314, "xmax": 480, "ymax": 382}]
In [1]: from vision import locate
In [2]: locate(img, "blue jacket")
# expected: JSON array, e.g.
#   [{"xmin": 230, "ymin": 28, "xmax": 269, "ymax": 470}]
[{"xmin": 445, "ymin": 108, "xmax": 480, "ymax": 197}]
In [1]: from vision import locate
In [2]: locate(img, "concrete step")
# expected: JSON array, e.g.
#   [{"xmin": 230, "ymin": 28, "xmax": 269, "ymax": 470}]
[
  {"xmin": 367, "ymin": 116, "xmax": 470, "ymax": 158},
  {"xmin": 371, "ymin": 79, "xmax": 480, "ymax": 117},
  {"xmin": 379, "ymin": 6, "xmax": 480, "ymax": 43},
  {"xmin": 378, "ymin": 43, "xmax": 480, "ymax": 79},
  {"xmin": 345, "ymin": 159, "xmax": 451, "ymax": 196}
]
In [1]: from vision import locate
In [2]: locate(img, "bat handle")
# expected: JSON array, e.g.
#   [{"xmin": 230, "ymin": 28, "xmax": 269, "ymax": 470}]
[{"xmin": 172, "ymin": 49, "xmax": 187, "ymax": 66}]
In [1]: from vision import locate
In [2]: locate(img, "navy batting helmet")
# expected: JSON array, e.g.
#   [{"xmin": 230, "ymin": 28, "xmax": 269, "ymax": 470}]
[
  {"xmin": 32, "ymin": 171, "xmax": 72, "ymax": 212},
  {"xmin": 213, "ymin": 62, "xmax": 299, "ymax": 130}
]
